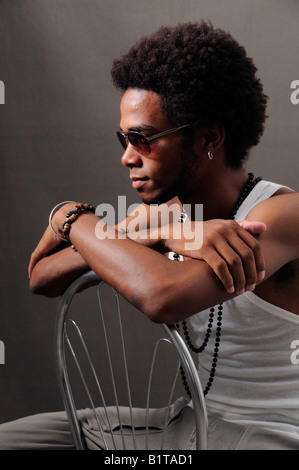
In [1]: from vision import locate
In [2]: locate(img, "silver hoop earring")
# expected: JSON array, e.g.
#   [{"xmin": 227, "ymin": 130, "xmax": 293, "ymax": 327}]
[{"xmin": 208, "ymin": 150, "xmax": 214, "ymax": 160}]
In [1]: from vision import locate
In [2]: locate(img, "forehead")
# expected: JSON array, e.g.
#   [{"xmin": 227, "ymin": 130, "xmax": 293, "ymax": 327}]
[{"xmin": 119, "ymin": 88, "xmax": 173, "ymax": 129}]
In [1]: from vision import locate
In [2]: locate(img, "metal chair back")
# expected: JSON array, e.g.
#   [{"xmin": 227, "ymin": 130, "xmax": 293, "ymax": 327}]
[{"xmin": 54, "ymin": 270, "xmax": 208, "ymax": 450}]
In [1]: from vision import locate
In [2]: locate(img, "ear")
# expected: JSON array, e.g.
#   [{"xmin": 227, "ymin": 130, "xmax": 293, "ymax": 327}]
[
  {"xmin": 192, "ymin": 124, "xmax": 225, "ymax": 156},
  {"xmin": 203, "ymin": 124, "xmax": 225, "ymax": 152}
]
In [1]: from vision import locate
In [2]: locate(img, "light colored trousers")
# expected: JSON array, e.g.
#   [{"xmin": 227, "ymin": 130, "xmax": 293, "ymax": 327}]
[
  {"xmin": 0, "ymin": 396, "xmax": 299, "ymax": 450},
  {"xmin": 0, "ymin": 397, "xmax": 196, "ymax": 450}
]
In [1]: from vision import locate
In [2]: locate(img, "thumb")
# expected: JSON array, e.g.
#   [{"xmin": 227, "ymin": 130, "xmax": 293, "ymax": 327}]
[{"xmin": 238, "ymin": 220, "xmax": 267, "ymax": 234}]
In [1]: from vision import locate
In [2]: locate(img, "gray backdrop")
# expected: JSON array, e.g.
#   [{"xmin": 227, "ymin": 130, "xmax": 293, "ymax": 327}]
[{"xmin": 0, "ymin": 0, "xmax": 298, "ymax": 424}]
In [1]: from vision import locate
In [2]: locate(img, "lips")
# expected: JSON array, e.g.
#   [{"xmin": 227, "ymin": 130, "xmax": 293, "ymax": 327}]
[{"xmin": 130, "ymin": 176, "xmax": 150, "ymax": 189}]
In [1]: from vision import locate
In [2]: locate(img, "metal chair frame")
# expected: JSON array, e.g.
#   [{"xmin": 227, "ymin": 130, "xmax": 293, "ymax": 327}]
[{"xmin": 54, "ymin": 270, "xmax": 208, "ymax": 450}]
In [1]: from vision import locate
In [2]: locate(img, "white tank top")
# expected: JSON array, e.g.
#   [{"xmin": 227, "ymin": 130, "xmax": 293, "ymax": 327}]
[{"xmin": 189, "ymin": 180, "xmax": 299, "ymax": 426}]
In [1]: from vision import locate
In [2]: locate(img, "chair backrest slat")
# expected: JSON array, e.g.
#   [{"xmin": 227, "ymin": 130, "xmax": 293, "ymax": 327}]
[{"xmin": 54, "ymin": 270, "xmax": 208, "ymax": 450}]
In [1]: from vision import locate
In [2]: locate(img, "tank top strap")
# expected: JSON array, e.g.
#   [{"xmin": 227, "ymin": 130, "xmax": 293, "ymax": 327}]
[{"xmin": 234, "ymin": 180, "xmax": 291, "ymax": 221}]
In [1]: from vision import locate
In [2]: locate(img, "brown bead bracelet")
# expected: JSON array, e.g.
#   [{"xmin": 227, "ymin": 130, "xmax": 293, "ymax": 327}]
[
  {"xmin": 48, "ymin": 201, "xmax": 95, "ymax": 242},
  {"xmin": 61, "ymin": 203, "xmax": 95, "ymax": 241}
]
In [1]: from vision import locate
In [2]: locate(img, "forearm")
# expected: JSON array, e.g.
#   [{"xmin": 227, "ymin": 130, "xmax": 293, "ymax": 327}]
[
  {"xmin": 29, "ymin": 246, "xmax": 91, "ymax": 297},
  {"xmin": 67, "ymin": 213, "xmax": 233, "ymax": 323},
  {"xmin": 28, "ymin": 203, "xmax": 165, "ymax": 299},
  {"xmin": 69, "ymin": 214, "xmax": 166, "ymax": 310}
]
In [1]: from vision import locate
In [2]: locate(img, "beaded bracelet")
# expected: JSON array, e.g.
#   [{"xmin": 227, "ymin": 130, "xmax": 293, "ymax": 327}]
[
  {"xmin": 49, "ymin": 201, "xmax": 95, "ymax": 242},
  {"xmin": 61, "ymin": 203, "xmax": 95, "ymax": 241}
]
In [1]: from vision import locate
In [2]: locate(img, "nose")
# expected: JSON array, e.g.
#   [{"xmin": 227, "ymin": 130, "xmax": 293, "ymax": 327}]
[{"xmin": 121, "ymin": 144, "xmax": 143, "ymax": 168}]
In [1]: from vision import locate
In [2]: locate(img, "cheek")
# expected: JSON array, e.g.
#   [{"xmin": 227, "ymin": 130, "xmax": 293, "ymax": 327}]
[
  {"xmin": 150, "ymin": 144, "xmax": 182, "ymax": 172},
  {"xmin": 151, "ymin": 163, "xmax": 182, "ymax": 189}
]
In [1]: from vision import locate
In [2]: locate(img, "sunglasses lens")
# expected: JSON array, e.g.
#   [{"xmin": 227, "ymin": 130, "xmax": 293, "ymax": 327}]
[
  {"xmin": 127, "ymin": 133, "xmax": 150, "ymax": 155},
  {"xmin": 116, "ymin": 131, "xmax": 151, "ymax": 156},
  {"xmin": 116, "ymin": 132, "xmax": 127, "ymax": 150}
]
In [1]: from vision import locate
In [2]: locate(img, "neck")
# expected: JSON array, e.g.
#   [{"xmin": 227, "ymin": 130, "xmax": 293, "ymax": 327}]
[{"xmin": 179, "ymin": 167, "xmax": 250, "ymax": 221}]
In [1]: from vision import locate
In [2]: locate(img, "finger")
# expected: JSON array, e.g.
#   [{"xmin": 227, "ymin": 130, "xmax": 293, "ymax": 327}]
[
  {"xmin": 219, "ymin": 231, "xmax": 265, "ymax": 292},
  {"xmin": 28, "ymin": 242, "xmax": 50, "ymax": 279},
  {"xmin": 236, "ymin": 229, "xmax": 266, "ymax": 281},
  {"xmin": 212, "ymin": 238, "xmax": 248, "ymax": 293},
  {"xmin": 28, "ymin": 253, "xmax": 38, "ymax": 279},
  {"xmin": 201, "ymin": 249, "xmax": 235, "ymax": 294},
  {"xmin": 238, "ymin": 220, "xmax": 267, "ymax": 234}
]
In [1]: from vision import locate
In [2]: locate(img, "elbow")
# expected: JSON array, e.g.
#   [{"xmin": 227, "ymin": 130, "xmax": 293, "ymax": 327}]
[
  {"xmin": 136, "ymin": 280, "xmax": 180, "ymax": 324},
  {"xmin": 146, "ymin": 305, "xmax": 171, "ymax": 324},
  {"xmin": 29, "ymin": 278, "xmax": 56, "ymax": 298},
  {"xmin": 29, "ymin": 273, "xmax": 62, "ymax": 298},
  {"xmin": 29, "ymin": 261, "xmax": 51, "ymax": 297},
  {"xmin": 143, "ymin": 298, "xmax": 178, "ymax": 325},
  {"xmin": 29, "ymin": 276, "xmax": 42, "ymax": 295},
  {"xmin": 29, "ymin": 259, "xmax": 68, "ymax": 298}
]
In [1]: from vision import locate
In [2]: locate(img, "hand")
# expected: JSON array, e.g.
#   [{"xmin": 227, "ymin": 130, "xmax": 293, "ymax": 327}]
[
  {"xmin": 28, "ymin": 202, "xmax": 77, "ymax": 279},
  {"xmin": 164, "ymin": 219, "xmax": 267, "ymax": 294},
  {"xmin": 28, "ymin": 225, "xmax": 66, "ymax": 279}
]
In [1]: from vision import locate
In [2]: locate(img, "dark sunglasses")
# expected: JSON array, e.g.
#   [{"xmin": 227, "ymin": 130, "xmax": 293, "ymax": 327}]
[{"xmin": 116, "ymin": 124, "xmax": 190, "ymax": 156}]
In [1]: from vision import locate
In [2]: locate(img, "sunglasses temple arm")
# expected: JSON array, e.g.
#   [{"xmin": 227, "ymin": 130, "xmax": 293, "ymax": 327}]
[{"xmin": 147, "ymin": 125, "xmax": 189, "ymax": 141}]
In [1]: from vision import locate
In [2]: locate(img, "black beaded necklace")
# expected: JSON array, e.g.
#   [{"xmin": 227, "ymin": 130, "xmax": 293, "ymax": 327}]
[{"xmin": 175, "ymin": 172, "xmax": 262, "ymax": 398}]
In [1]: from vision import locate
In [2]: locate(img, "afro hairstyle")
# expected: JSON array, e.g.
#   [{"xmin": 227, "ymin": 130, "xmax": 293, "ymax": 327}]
[{"xmin": 111, "ymin": 21, "xmax": 268, "ymax": 168}]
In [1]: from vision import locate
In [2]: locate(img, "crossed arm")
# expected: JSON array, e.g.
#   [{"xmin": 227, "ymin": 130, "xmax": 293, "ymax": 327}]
[
  {"xmin": 28, "ymin": 193, "xmax": 299, "ymax": 323},
  {"xmin": 29, "ymin": 201, "xmax": 265, "ymax": 295}
]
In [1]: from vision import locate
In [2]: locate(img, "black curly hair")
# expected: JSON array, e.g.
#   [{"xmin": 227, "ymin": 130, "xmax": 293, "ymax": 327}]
[{"xmin": 111, "ymin": 21, "xmax": 268, "ymax": 168}]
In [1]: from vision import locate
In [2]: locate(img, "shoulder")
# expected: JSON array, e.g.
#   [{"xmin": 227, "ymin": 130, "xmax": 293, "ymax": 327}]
[
  {"xmin": 247, "ymin": 189, "xmax": 299, "ymax": 224},
  {"xmin": 247, "ymin": 189, "xmax": 299, "ymax": 264}
]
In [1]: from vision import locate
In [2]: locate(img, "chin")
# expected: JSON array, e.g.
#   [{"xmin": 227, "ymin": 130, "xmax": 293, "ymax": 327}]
[{"xmin": 139, "ymin": 189, "xmax": 176, "ymax": 206}]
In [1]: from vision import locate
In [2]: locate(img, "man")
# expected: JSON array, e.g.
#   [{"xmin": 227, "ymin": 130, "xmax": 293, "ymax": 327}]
[{"xmin": 1, "ymin": 21, "xmax": 299, "ymax": 450}]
